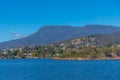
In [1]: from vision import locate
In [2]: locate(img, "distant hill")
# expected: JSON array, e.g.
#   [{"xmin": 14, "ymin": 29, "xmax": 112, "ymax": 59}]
[
  {"xmin": 95, "ymin": 30, "xmax": 120, "ymax": 45},
  {"xmin": 0, "ymin": 25, "xmax": 120, "ymax": 49}
]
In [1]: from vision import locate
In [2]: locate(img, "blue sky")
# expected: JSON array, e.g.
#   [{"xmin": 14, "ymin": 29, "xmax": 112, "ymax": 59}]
[{"xmin": 0, "ymin": 0, "xmax": 120, "ymax": 42}]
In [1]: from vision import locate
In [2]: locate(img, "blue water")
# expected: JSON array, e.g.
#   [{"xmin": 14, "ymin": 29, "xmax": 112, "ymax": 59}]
[{"xmin": 0, "ymin": 59, "xmax": 120, "ymax": 80}]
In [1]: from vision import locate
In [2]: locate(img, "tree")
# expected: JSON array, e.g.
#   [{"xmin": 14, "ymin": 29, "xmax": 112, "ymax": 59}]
[
  {"xmin": 17, "ymin": 50, "xmax": 25, "ymax": 58},
  {"xmin": 32, "ymin": 50, "xmax": 39, "ymax": 57}
]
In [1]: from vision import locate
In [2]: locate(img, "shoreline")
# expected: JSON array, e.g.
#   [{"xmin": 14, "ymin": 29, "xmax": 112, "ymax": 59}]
[
  {"xmin": 52, "ymin": 57, "xmax": 120, "ymax": 60},
  {"xmin": 1, "ymin": 57, "xmax": 120, "ymax": 61}
]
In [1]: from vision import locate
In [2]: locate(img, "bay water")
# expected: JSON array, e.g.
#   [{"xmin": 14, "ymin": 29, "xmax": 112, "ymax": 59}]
[{"xmin": 0, "ymin": 59, "xmax": 119, "ymax": 80}]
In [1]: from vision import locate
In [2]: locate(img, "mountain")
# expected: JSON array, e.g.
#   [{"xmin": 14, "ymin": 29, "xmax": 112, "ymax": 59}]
[
  {"xmin": 0, "ymin": 25, "xmax": 120, "ymax": 49},
  {"xmin": 95, "ymin": 30, "xmax": 120, "ymax": 45}
]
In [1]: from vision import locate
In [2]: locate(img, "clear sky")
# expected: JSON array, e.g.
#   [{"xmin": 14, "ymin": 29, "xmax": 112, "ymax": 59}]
[{"xmin": 0, "ymin": 0, "xmax": 120, "ymax": 42}]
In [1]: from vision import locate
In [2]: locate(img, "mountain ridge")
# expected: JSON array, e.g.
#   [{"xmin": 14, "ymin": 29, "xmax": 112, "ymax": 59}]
[{"xmin": 0, "ymin": 24, "xmax": 120, "ymax": 49}]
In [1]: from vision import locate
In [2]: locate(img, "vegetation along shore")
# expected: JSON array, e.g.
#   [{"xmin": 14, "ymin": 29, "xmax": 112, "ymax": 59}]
[{"xmin": 1, "ymin": 35, "xmax": 120, "ymax": 60}]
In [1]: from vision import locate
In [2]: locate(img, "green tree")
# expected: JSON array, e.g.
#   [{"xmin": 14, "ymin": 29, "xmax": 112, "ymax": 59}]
[{"xmin": 17, "ymin": 50, "xmax": 25, "ymax": 58}]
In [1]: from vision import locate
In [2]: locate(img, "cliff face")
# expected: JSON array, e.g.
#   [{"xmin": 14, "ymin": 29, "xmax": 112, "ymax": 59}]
[{"xmin": 0, "ymin": 25, "xmax": 120, "ymax": 49}]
